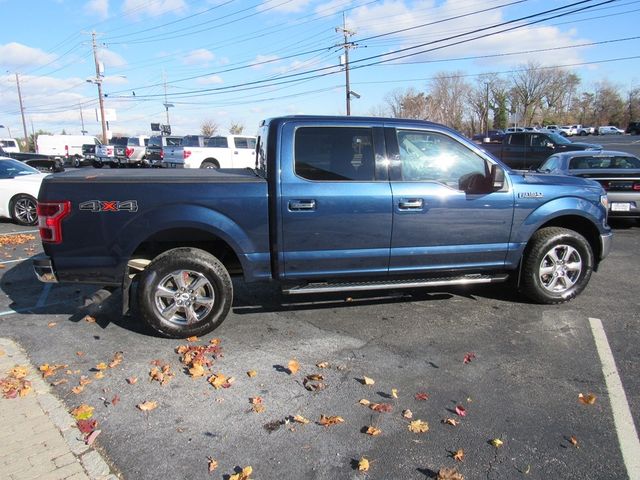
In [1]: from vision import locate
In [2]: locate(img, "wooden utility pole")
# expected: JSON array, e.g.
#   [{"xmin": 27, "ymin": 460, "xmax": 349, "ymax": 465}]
[
  {"xmin": 15, "ymin": 73, "xmax": 28, "ymax": 150},
  {"xmin": 91, "ymin": 31, "xmax": 108, "ymax": 142},
  {"xmin": 336, "ymin": 13, "xmax": 356, "ymax": 115}
]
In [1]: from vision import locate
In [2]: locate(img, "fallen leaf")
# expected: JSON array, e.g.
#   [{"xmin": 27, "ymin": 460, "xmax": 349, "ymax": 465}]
[
  {"xmin": 365, "ymin": 426, "xmax": 382, "ymax": 436},
  {"xmin": 186, "ymin": 336, "xmax": 199, "ymax": 342},
  {"xmin": 71, "ymin": 385, "xmax": 85, "ymax": 394},
  {"xmin": 71, "ymin": 404, "xmax": 94, "ymax": 420},
  {"xmin": 402, "ymin": 409, "xmax": 413, "ymax": 419},
  {"xmin": 76, "ymin": 351, "xmax": 85, "ymax": 357},
  {"xmin": 246, "ymin": 370, "xmax": 257, "ymax": 378},
  {"xmin": 207, "ymin": 457, "xmax": 218, "ymax": 473},
  {"xmin": 189, "ymin": 363, "xmax": 206, "ymax": 378},
  {"xmin": 293, "ymin": 415, "xmax": 310, "ymax": 424},
  {"xmin": 408, "ymin": 419, "xmax": 429, "ymax": 433},
  {"xmin": 453, "ymin": 449, "xmax": 464, "ymax": 462},
  {"xmin": 250, "ymin": 396, "xmax": 263, "ymax": 405},
  {"xmin": 578, "ymin": 393, "xmax": 597, "ymax": 405},
  {"xmin": 209, "ymin": 338, "xmax": 221, "ymax": 345},
  {"xmin": 108, "ymin": 352, "xmax": 124, "ymax": 368},
  {"xmin": 10, "ymin": 366, "xmax": 28, "ymax": 379},
  {"xmin": 208, "ymin": 373, "xmax": 227, "ymax": 389},
  {"xmin": 137, "ymin": 400, "xmax": 158, "ymax": 412},
  {"xmin": 252, "ymin": 404, "xmax": 266, "ymax": 414},
  {"xmin": 94, "ymin": 372, "xmax": 105, "ymax": 380},
  {"xmin": 306, "ymin": 374, "xmax": 324, "ymax": 381},
  {"xmin": 370, "ymin": 403, "xmax": 393, "ymax": 413},
  {"xmin": 463, "ymin": 352, "xmax": 476, "ymax": 364},
  {"xmin": 85, "ymin": 429, "xmax": 101, "ymax": 446},
  {"xmin": 358, "ymin": 457, "xmax": 370, "ymax": 472},
  {"xmin": 415, "ymin": 392, "xmax": 430, "ymax": 401},
  {"xmin": 47, "ymin": 322, "xmax": 57, "ymax": 328},
  {"xmin": 362, "ymin": 376, "xmax": 375, "ymax": 386},
  {"xmin": 229, "ymin": 466, "xmax": 253, "ymax": 480},
  {"xmin": 95, "ymin": 363, "xmax": 108, "ymax": 371},
  {"xmin": 316, "ymin": 362, "xmax": 329, "ymax": 368},
  {"xmin": 83, "ymin": 315, "xmax": 96, "ymax": 323},
  {"xmin": 455, "ymin": 405, "xmax": 467, "ymax": 417},
  {"xmin": 287, "ymin": 360, "xmax": 299, "ymax": 375},
  {"xmin": 79, "ymin": 376, "xmax": 92, "ymax": 386},
  {"xmin": 569, "ymin": 435, "xmax": 579, "ymax": 448},
  {"xmin": 358, "ymin": 399, "xmax": 371, "ymax": 406},
  {"xmin": 490, "ymin": 438, "xmax": 504, "ymax": 448},
  {"xmin": 76, "ymin": 419, "xmax": 98, "ymax": 434},
  {"xmin": 126, "ymin": 377, "xmax": 138, "ymax": 385},
  {"xmin": 51, "ymin": 379, "xmax": 68, "ymax": 386},
  {"xmin": 318, "ymin": 415, "xmax": 344, "ymax": 426},
  {"xmin": 437, "ymin": 467, "xmax": 464, "ymax": 480},
  {"xmin": 391, "ymin": 388, "xmax": 398, "ymax": 399},
  {"xmin": 111, "ymin": 394, "xmax": 120, "ymax": 406},
  {"xmin": 443, "ymin": 418, "xmax": 459, "ymax": 426}
]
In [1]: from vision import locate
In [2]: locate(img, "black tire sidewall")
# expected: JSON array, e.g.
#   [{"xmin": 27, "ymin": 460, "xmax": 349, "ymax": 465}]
[
  {"xmin": 521, "ymin": 227, "xmax": 594, "ymax": 304},
  {"xmin": 137, "ymin": 248, "xmax": 232, "ymax": 338},
  {"xmin": 10, "ymin": 194, "xmax": 37, "ymax": 226}
]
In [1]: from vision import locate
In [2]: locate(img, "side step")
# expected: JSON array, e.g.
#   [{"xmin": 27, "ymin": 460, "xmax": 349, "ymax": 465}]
[{"xmin": 283, "ymin": 273, "xmax": 510, "ymax": 295}]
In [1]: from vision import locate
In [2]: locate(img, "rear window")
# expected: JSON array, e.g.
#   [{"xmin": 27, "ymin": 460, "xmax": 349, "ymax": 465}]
[
  {"xmin": 0, "ymin": 140, "xmax": 17, "ymax": 148},
  {"xmin": 148, "ymin": 137, "xmax": 162, "ymax": 147},
  {"xmin": 233, "ymin": 137, "xmax": 256, "ymax": 149},
  {"xmin": 569, "ymin": 156, "xmax": 640, "ymax": 169},
  {"xmin": 111, "ymin": 137, "xmax": 128, "ymax": 146},
  {"xmin": 206, "ymin": 137, "xmax": 228, "ymax": 148},
  {"xmin": 166, "ymin": 137, "xmax": 182, "ymax": 146},
  {"xmin": 182, "ymin": 136, "xmax": 202, "ymax": 147}
]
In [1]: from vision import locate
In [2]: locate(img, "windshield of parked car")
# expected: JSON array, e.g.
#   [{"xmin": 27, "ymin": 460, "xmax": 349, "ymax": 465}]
[
  {"xmin": 548, "ymin": 133, "xmax": 571, "ymax": 145},
  {"xmin": 0, "ymin": 159, "xmax": 39, "ymax": 178}
]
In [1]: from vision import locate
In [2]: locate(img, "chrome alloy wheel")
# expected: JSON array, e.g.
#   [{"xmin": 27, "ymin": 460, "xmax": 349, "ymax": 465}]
[
  {"xmin": 153, "ymin": 270, "xmax": 215, "ymax": 325},
  {"xmin": 14, "ymin": 197, "xmax": 37, "ymax": 225},
  {"xmin": 538, "ymin": 244, "xmax": 582, "ymax": 293}
]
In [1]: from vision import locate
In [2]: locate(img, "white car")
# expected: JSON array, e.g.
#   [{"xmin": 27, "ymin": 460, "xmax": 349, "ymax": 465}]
[
  {"xmin": 597, "ymin": 126, "xmax": 625, "ymax": 135},
  {"xmin": 0, "ymin": 157, "xmax": 47, "ymax": 226}
]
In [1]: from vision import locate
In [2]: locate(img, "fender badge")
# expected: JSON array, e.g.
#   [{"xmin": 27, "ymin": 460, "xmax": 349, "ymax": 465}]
[
  {"xmin": 80, "ymin": 200, "xmax": 138, "ymax": 212},
  {"xmin": 518, "ymin": 192, "xmax": 543, "ymax": 199}
]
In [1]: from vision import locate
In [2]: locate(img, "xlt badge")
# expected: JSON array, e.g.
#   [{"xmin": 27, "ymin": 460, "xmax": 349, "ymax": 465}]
[{"xmin": 518, "ymin": 192, "xmax": 543, "ymax": 199}]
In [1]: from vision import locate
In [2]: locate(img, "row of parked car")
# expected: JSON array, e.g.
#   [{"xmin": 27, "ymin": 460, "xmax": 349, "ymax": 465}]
[{"xmin": 473, "ymin": 123, "xmax": 636, "ymax": 143}]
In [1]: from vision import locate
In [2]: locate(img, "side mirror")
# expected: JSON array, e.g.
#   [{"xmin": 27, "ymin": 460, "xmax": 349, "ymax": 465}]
[{"xmin": 490, "ymin": 164, "xmax": 505, "ymax": 191}]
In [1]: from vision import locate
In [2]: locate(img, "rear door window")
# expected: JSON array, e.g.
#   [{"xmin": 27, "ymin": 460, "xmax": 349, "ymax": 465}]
[{"xmin": 206, "ymin": 137, "xmax": 229, "ymax": 148}]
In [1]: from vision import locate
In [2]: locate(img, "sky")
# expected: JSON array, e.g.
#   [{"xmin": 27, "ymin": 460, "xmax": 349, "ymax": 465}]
[{"xmin": 0, "ymin": 0, "xmax": 639, "ymax": 140}]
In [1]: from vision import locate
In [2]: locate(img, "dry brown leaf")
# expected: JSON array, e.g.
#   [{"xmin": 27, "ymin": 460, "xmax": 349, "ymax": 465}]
[
  {"xmin": 569, "ymin": 436, "xmax": 579, "ymax": 448},
  {"xmin": 316, "ymin": 361, "xmax": 329, "ymax": 368},
  {"xmin": 365, "ymin": 426, "xmax": 382, "ymax": 436},
  {"xmin": 76, "ymin": 351, "xmax": 85, "ymax": 357},
  {"xmin": 209, "ymin": 338, "xmax": 221, "ymax": 345},
  {"xmin": 370, "ymin": 403, "xmax": 393, "ymax": 413},
  {"xmin": 95, "ymin": 363, "xmax": 108, "ymax": 371},
  {"xmin": 83, "ymin": 315, "xmax": 96, "ymax": 323},
  {"xmin": 453, "ymin": 449, "xmax": 464, "ymax": 462},
  {"xmin": 94, "ymin": 372, "xmax": 105, "ymax": 380},
  {"xmin": 437, "ymin": 467, "xmax": 464, "ymax": 480},
  {"xmin": 443, "ymin": 418, "xmax": 459, "ymax": 427},
  {"xmin": 10, "ymin": 366, "xmax": 28, "ymax": 379},
  {"xmin": 246, "ymin": 370, "xmax": 257, "ymax": 378},
  {"xmin": 490, "ymin": 438, "xmax": 504, "ymax": 448},
  {"xmin": 578, "ymin": 393, "xmax": 597, "ymax": 405},
  {"xmin": 79, "ymin": 376, "xmax": 92, "ymax": 386},
  {"xmin": 186, "ymin": 336, "xmax": 199, "ymax": 342},
  {"xmin": 318, "ymin": 415, "xmax": 344, "ymax": 426},
  {"xmin": 252, "ymin": 404, "xmax": 266, "ymax": 414},
  {"xmin": 229, "ymin": 466, "xmax": 253, "ymax": 480},
  {"xmin": 208, "ymin": 373, "xmax": 227, "ymax": 389},
  {"xmin": 207, "ymin": 457, "xmax": 218, "ymax": 473},
  {"xmin": 358, "ymin": 458, "xmax": 370, "ymax": 472},
  {"xmin": 137, "ymin": 400, "xmax": 158, "ymax": 412},
  {"xmin": 359, "ymin": 399, "xmax": 371, "ymax": 406},
  {"xmin": 408, "ymin": 419, "xmax": 429, "ymax": 433},
  {"xmin": 108, "ymin": 352, "xmax": 124, "ymax": 368},
  {"xmin": 71, "ymin": 385, "xmax": 84, "ymax": 394},
  {"xmin": 362, "ymin": 376, "xmax": 375, "ymax": 386},
  {"xmin": 293, "ymin": 415, "xmax": 310, "ymax": 424},
  {"xmin": 71, "ymin": 404, "xmax": 94, "ymax": 420},
  {"xmin": 391, "ymin": 388, "xmax": 398, "ymax": 399},
  {"xmin": 47, "ymin": 322, "xmax": 57, "ymax": 328},
  {"xmin": 189, "ymin": 363, "xmax": 206, "ymax": 378},
  {"xmin": 126, "ymin": 377, "xmax": 138, "ymax": 385},
  {"xmin": 287, "ymin": 359, "xmax": 299, "ymax": 375},
  {"xmin": 51, "ymin": 378, "xmax": 68, "ymax": 386},
  {"xmin": 402, "ymin": 409, "xmax": 413, "ymax": 419}
]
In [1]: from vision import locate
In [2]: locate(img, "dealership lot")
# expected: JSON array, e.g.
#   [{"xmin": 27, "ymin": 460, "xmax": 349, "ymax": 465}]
[{"xmin": 0, "ymin": 217, "xmax": 638, "ymax": 480}]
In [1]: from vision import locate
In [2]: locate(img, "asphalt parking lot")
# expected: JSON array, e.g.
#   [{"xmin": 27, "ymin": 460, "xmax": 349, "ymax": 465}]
[{"xmin": 0, "ymin": 217, "xmax": 638, "ymax": 480}]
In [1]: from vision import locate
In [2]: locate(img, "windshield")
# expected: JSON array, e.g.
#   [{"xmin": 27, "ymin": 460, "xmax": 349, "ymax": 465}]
[
  {"xmin": 0, "ymin": 158, "xmax": 39, "ymax": 177},
  {"xmin": 547, "ymin": 132, "xmax": 571, "ymax": 145}
]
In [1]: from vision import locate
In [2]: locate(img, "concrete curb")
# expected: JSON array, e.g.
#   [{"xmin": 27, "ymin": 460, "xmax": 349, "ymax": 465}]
[{"xmin": 0, "ymin": 338, "xmax": 120, "ymax": 480}]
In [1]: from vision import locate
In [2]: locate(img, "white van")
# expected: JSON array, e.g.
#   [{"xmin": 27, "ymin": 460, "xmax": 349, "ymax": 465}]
[
  {"xmin": 0, "ymin": 138, "xmax": 20, "ymax": 153},
  {"xmin": 36, "ymin": 135, "xmax": 101, "ymax": 167}
]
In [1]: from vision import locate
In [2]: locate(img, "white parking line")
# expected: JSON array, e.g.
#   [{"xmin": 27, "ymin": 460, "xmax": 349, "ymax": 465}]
[
  {"xmin": 589, "ymin": 317, "xmax": 640, "ymax": 480},
  {"xmin": 0, "ymin": 258, "xmax": 30, "ymax": 265},
  {"xmin": 1, "ymin": 229, "xmax": 39, "ymax": 235}
]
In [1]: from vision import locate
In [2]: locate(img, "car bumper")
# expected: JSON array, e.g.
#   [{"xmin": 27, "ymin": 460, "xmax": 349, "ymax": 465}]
[
  {"xmin": 600, "ymin": 232, "xmax": 613, "ymax": 260},
  {"xmin": 33, "ymin": 255, "xmax": 58, "ymax": 283}
]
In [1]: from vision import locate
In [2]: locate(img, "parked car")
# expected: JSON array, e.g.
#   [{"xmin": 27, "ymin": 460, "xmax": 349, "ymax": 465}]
[
  {"xmin": 471, "ymin": 129, "xmax": 505, "ymax": 143},
  {"xmin": 625, "ymin": 122, "xmax": 640, "ymax": 135},
  {"xmin": 146, "ymin": 135, "xmax": 182, "ymax": 167},
  {"xmin": 539, "ymin": 150, "xmax": 640, "ymax": 219},
  {"xmin": 597, "ymin": 126, "xmax": 624, "ymax": 135},
  {"xmin": 542, "ymin": 125, "xmax": 572, "ymax": 136},
  {"xmin": 37, "ymin": 135, "xmax": 101, "ymax": 167},
  {"xmin": 0, "ymin": 157, "xmax": 47, "ymax": 226},
  {"xmin": 95, "ymin": 136, "xmax": 150, "ymax": 168},
  {"xmin": 0, "ymin": 146, "xmax": 64, "ymax": 173},
  {"xmin": 577, "ymin": 126, "xmax": 595, "ymax": 136},
  {"xmin": 81, "ymin": 140, "xmax": 103, "ymax": 167},
  {"xmin": 504, "ymin": 127, "xmax": 525, "ymax": 134},
  {"xmin": 0, "ymin": 138, "xmax": 20, "ymax": 153}
]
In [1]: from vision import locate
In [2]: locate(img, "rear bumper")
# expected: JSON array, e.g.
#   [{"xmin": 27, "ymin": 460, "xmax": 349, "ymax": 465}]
[
  {"xmin": 33, "ymin": 255, "xmax": 58, "ymax": 283},
  {"xmin": 600, "ymin": 232, "xmax": 613, "ymax": 260}
]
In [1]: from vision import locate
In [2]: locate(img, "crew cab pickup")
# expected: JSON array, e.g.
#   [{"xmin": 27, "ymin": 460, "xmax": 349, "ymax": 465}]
[
  {"xmin": 162, "ymin": 134, "xmax": 257, "ymax": 169},
  {"xmin": 95, "ymin": 136, "xmax": 149, "ymax": 168},
  {"xmin": 33, "ymin": 116, "xmax": 613, "ymax": 338},
  {"xmin": 0, "ymin": 146, "xmax": 64, "ymax": 173},
  {"xmin": 480, "ymin": 131, "xmax": 601, "ymax": 170}
]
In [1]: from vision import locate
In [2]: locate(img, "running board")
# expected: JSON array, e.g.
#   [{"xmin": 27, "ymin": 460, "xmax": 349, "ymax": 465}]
[{"xmin": 283, "ymin": 273, "xmax": 510, "ymax": 295}]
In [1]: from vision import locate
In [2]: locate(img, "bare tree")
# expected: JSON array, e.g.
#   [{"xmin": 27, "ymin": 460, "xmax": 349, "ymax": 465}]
[
  {"xmin": 626, "ymin": 87, "xmax": 640, "ymax": 124},
  {"xmin": 201, "ymin": 120, "xmax": 219, "ymax": 136},
  {"xmin": 427, "ymin": 71, "xmax": 470, "ymax": 130},
  {"xmin": 228, "ymin": 121, "xmax": 245, "ymax": 135},
  {"xmin": 593, "ymin": 81, "xmax": 625, "ymax": 126},
  {"xmin": 384, "ymin": 87, "xmax": 430, "ymax": 119},
  {"xmin": 510, "ymin": 62, "xmax": 554, "ymax": 125}
]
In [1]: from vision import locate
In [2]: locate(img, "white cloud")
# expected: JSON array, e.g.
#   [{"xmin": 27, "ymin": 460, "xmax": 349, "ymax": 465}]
[
  {"xmin": 196, "ymin": 75, "xmax": 224, "ymax": 85},
  {"xmin": 251, "ymin": 54, "xmax": 280, "ymax": 70},
  {"xmin": 98, "ymin": 49, "xmax": 127, "ymax": 68},
  {"xmin": 183, "ymin": 49, "xmax": 215, "ymax": 65},
  {"xmin": 258, "ymin": 0, "xmax": 313, "ymax": 13},
  {"xmin": 0, "ymin": 43, "xmax": 57, "ymax": 69},
  {"xmin": 84, "ymin": 0, "xmax": 109, "ymax": 19},
  {"xmin": 314, "ymin": 0, "xmax": 352, "ymax": 17},
  {"xmin": 122, "ymin": 0, "xmax": 187, "ymax": 17}
]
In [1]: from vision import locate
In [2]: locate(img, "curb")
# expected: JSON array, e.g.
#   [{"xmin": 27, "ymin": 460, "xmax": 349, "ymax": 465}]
[{"xmin": 0, "ymin": 338, "xmax": 121, "ymax": 480}]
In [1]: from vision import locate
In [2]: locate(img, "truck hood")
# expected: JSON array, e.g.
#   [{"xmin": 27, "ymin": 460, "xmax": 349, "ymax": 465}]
[
  {"xmin": 515, "ymin": 171, "xmax": 603, "ymax": 192},
  {"xmin": 561, "ymin": 142, "xmax": 601, "ymax": 150}
]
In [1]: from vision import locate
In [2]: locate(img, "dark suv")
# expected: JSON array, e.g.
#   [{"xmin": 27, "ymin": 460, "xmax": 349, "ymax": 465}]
[
  {"xmin": 146, "ymin": 135, "xmax": 182, "ymax": 167},
  {"xmin": 626, "ymin": 122, "xmax": 640, "ymax": 135}
]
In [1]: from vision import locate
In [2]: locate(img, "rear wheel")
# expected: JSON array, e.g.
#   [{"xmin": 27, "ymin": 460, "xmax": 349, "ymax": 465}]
[
  {"xmin": 520, "ymin": 227, "xmax": 593, "ymax": 304},
  {"xmin": 200, "ymin": 160, "xmax": 219, "ymax": 169},
  {"xmin": 137, "ymin": 248, "xmax": 233, "ymax": 338},
  {"xmin": 10, "ymin": 194, "xmax": 38, "ymax": 226}
]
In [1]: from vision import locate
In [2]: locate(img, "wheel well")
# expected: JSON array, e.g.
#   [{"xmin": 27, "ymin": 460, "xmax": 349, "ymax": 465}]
[
  {"xmin": 129, "ymin": 228, "xmax": 242, "ymax": 276},
  {"xmin": 201, "ymin": 158, "xmax": 219, "ymax": 168},
  {"xmin": 536, "ymin": 215, "xmax": 602, "ymax": 263},
  {"xmin": 9, "ymin": 193, "xmax": 35, "ymax": 206}
]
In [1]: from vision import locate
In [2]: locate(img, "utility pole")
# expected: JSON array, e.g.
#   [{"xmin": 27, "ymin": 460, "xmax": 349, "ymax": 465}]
[
  {"xmin": 79, "ymin": 105, "xmax": 87, "ymax": 134},
  {"xmin": 336, "ymin": 13, "xmax": 356, "ymax": 116},
  {"xmin": 91, "ymin": 31, "xmax": 108, "ymax": 142},
  {"xmin": 162, "ymin": 70, "xmax": 174, "ymax": 129},
  {"xmin": 485, "ymin": 82, "xmax": 490, "ymax": 139},
  {"xmin": 15, "ymin": 73, "xmax": 28, "ymax": 150}
]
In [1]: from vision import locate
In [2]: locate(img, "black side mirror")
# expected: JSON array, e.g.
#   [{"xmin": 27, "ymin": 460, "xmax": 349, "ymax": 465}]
[{"xmin": 490, "ymin": 164, "xmax": 505, "ymax": 190}]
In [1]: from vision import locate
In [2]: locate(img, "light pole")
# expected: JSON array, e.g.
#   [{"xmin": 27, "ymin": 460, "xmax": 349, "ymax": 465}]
[{"xmin": 0, "ymin": 124, "xmax": 11, "ymax": 137}]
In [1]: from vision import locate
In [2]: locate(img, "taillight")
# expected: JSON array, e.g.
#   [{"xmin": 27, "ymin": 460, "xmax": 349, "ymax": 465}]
[
  {"xmin": 125, "ymin": 147, "xmax": 134, "ymax": 158},
  {"xmin": 183, "ymin": 149, "xmax": 191, "ymax": 159},
  {"xmin": 160, "ymin": 149, "xmax": 164, "ymax": 159},
  {"xmin": 38, "ymin": 201, "xmax": 71, "ymax": 244},
  {"xmin": 633, "ymin": 183, "xmax": 640, "ymax": 191},
  {"xmin": 65, "ymin": 145, "xmax": 69, "ymax": 159},
  {"xmin": 598, "ymin": 181, "xmax": 610, "ymax": 191}
]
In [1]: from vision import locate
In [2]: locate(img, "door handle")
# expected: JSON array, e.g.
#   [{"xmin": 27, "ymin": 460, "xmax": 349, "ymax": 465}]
[
  {"xmin": 289, "ymin": 199, "xmax": 316, "ymax": 211},
  {"xmin": 398, "ymin": 199, "xmax": 423, "ymax": 210}
]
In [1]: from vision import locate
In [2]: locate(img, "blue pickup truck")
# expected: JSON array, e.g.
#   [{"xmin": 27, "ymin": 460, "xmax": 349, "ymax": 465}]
[{"xmin": 34, "ymin": 116, "xmax": 613, "ymax": 338}]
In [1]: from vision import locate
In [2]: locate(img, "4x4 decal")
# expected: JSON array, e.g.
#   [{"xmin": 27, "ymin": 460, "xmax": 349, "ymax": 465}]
[{"xmin": 79, "ymin": 200, "xmax": 138, "ymax": 213}]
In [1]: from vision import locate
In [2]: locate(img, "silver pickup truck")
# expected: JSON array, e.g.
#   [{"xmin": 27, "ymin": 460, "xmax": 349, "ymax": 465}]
[{"xmin": 95, "ymin": 136, "xmax": 149, "ymax": 168}]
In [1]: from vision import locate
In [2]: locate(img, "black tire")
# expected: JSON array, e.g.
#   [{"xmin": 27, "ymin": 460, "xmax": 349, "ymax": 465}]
[
  {"xmin": 136, "ymin": 247, "xmax": 233, "ymax": 338},
  {"xmin": 10, "ymin": 194, "xmax": 38, "ymax": 226},
  {"xmin": 73, "ymin": 156, "xmax": 81, "ymax": 168},
  {"xmin": 520, "ymin": 227, "xmax": 593, "ymax": 304},
  {"xmin": 109, "ymin": 160, "xmax": 118, "ymax": 168},
  {"xmin": 200, "ymin": 160, "xmax": 219, "ymax": 169},
  {"xmin": 93, "ymin": 160, "xmax": 103, "ymax": 169}
]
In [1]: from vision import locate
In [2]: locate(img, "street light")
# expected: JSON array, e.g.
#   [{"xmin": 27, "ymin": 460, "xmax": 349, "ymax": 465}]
[{"xmin": 0, "ymin": 124, "xmax": 11, "ymax": 137}]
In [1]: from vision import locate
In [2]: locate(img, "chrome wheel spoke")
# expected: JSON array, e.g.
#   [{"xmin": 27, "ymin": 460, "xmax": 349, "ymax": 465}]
[
  {"xmin": 161, "ymin": 302, "xmax": 179, "ymax": 319},
  {"xmin": 194, "ymin": 295, "xmax": 215, "ymax": 308},
  {"xmin": 189, "ymin": 276, "xmax": 208, "ymax": 293},
  {"xmin": 155, "ymin": 285, "xmax": 176, "ymax": 299},
  {"xmin": 185, "ymin": 305, "xmax": 199, "ymax": 324},
  {"xmin": 154, "ymin": 269, "xmax": 215, "ymax": 326},
  {"xmin": 539, "ymin": 265, "xmax": 555, "ymax": 276},
  {"xmin": 565, "ymin": 261, "xmax": 582, "ymax": 273}
]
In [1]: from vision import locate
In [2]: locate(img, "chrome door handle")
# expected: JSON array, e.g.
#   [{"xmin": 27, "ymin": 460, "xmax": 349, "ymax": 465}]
[
  {"xmin": 398, "ymin": 199, "xmax": 423, "ymax": 210},
  {"xmin": 289, "ymin": 200, "xmax": 316, "ymax": 211}
]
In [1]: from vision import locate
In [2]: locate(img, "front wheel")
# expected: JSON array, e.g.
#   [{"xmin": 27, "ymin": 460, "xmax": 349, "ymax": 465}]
[
  {"xmin": 520, "ymin": 227, "xmax": 593, "ymax": 304},
  {"xmin": 136, "ymin": 248, "xmax": 233, "ymax": 338},
  {"xmin": 10, "ymin": 194, "xmax": 38, "ymax": 226}
]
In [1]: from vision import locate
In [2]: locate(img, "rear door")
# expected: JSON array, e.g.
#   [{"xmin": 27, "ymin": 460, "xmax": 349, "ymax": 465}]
[
  {"xmin": 500, "ymin": 134, "xmax": 527, "ymax": 170},
  {"xmin": 232, "ymin": 137, "xmax": 257, "ymax": 168},
  {"xmin": 279, "ymin": 122, "xmax": 392, "ymax": 279}
]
